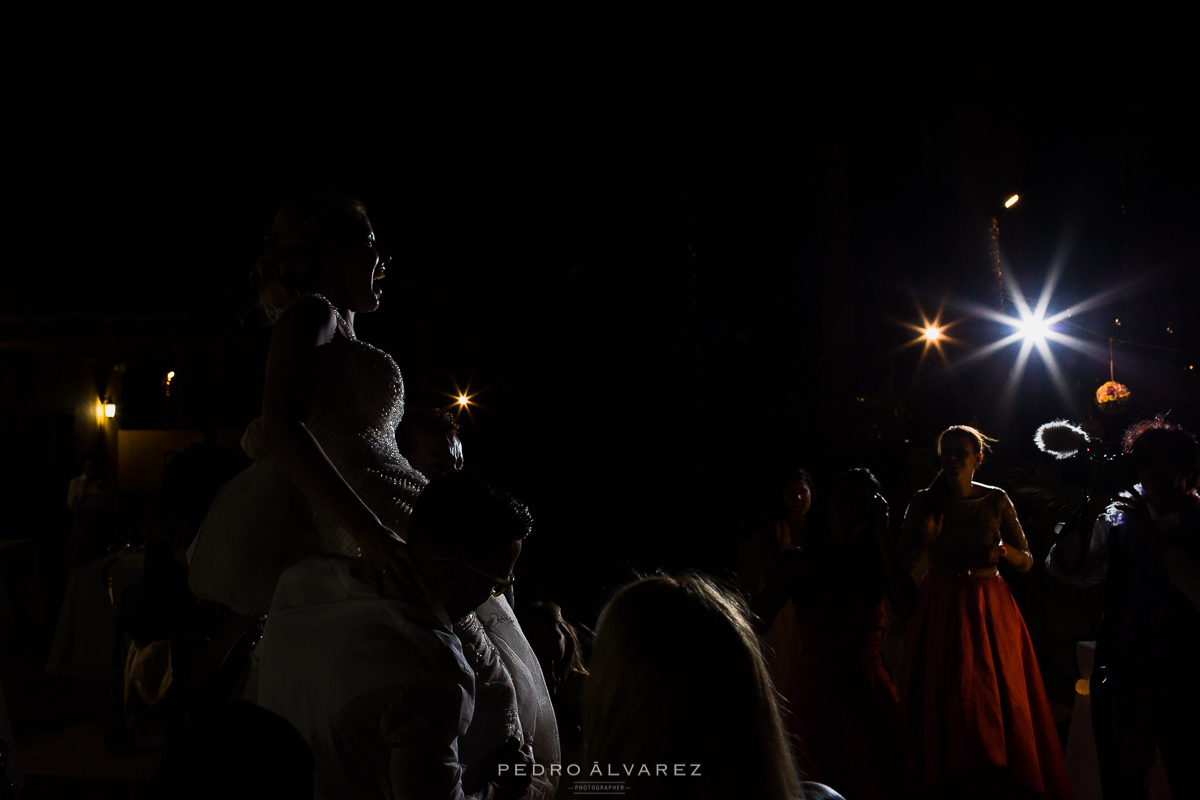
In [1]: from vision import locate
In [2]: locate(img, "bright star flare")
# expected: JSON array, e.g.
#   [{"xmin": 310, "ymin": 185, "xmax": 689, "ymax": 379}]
[
  {"xmin": 950, "ymin": 263, "xmax": 1141, "ymax": 417},
  {"xmin": 889, "ymin": 297, "xmax": 963, "ymax": 374}
]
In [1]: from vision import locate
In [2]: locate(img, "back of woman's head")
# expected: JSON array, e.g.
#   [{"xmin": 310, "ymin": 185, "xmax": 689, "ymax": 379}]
[
  {"xmin": 531, "ymin": 602, "xmax": 588, "ymax": 666},
  {"xmin": 253, "ymin": 194, "xmax": 368, "ymax": 320},
  {"xmin": 584, "ymin": 573, "xmax": 799, "ymax": 799}
]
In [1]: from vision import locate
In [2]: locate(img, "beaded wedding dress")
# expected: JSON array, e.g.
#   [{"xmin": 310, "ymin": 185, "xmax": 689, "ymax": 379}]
[
  {"xmin": 189, "ymin": 295, "xmax": 560, "ymax": 794},
  {"xmin": 187, "ymin": 295, "xmax": 427, "ymax": 615}
]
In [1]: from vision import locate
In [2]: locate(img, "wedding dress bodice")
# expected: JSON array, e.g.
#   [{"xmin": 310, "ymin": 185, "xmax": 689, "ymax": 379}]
[
  {"xmin": 303, "ymin": 318, "xmax": 427, "ymax": 556},
  {"xmin": 188, "ymin": 296, "xmax": 426, "ymax": 613}
]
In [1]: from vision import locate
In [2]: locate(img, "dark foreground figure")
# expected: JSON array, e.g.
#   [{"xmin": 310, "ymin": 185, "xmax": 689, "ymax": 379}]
[
  {"xmin": 1048, "ymin": 416, "xmax": 1200, "ymax": 799},
  {"xmin": 756, "ymin": 468, "xmax": 919, "ymax": 799},
  {"xmin": 585, "ymin": 572, "xmax": 844, "ymax": 800}
]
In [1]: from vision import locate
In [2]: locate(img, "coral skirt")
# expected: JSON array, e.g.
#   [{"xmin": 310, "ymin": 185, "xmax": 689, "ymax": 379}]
[{"xmin": 900, "ymin": 571, "xmax": 1073, "ymax": 799}]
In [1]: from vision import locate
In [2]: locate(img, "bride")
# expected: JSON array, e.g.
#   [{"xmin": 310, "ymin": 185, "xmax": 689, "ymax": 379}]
[
  {"xmin": 188, "ymin": 193, "xmax": 425, "ymax": 615},
  {"xmin": 188, "ymin": 194, "xmax": 559, "ymax": 796}
]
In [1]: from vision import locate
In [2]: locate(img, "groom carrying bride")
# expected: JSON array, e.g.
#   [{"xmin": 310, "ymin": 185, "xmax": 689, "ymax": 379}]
[{"xmin": 257, "ymin": 472, "xmax": 535, "ymax": 800}]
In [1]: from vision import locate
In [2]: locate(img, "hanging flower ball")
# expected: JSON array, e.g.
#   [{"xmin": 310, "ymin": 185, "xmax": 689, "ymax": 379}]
[{"xmin": 1095, "ymin": 381, "xmax": 1131, "ymax": 413}]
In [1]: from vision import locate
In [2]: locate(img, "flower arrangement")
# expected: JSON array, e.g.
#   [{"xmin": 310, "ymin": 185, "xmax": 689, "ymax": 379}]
[{"xmin": 1095, "ymin": 381, "xmax": 1131, "ymax": 412}]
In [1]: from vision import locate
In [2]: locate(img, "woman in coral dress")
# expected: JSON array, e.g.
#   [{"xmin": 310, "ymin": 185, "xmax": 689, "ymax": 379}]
[{"xmin": 899, "ymin": 425, "xmax": 1072, "ymax": 799}]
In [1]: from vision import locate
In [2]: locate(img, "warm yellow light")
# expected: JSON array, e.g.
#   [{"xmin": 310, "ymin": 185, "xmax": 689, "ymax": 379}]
[
  {"xmin": 1004, "ymin": 194, "xmax": 1019, "ymax": 209},
  {"xmin": 105, "ymin": 403, "xmax": 116, "ymax": 418},
  {"xmin": 1075, "ymin": 678, "xmax": 1090, "ymax": 696},
  {"xmin": 457, "ymin": 395, "xmax": 469, "ymax": 407},
  {"xmin": 923, "ymin": 326, "xmax": 942, "ymax": 342},
  {"xmin": 95, "ymin": 400, "xmax": 107, "ymax": 423},
  {"xmin": 166, "ymin": 371, "xmax": 175, "ymax": 382}
]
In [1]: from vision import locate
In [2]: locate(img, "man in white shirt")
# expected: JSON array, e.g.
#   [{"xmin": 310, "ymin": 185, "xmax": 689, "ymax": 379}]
[{"xmin": 258, "ymin": 473, "xmax": 533, "ymax": 800}]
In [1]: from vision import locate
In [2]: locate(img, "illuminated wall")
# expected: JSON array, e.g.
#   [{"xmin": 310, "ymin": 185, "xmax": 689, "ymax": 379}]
[{"xmin": 117, "ymin": 429, "xmax": 244, "ymax": 491}]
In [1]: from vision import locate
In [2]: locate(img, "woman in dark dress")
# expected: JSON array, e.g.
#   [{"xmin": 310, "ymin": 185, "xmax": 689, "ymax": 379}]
[{"xmin": 758, "ymin": 468, "xmax": 919, "ymax": 799}]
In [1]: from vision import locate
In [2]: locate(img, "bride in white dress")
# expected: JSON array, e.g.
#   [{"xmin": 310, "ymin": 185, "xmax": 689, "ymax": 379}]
[
  {"xmin": 188, "ymin": 194, "xmax": 425, "ymax": 614},
  {"xmin": 188, "ymin": 195, "xmax": 559, "ymax": 796}
]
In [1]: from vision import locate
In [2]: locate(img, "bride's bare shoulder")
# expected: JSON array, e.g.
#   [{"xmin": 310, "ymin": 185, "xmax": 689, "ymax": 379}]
[{"xmin": 274, "ymin": 296, "xmax": 337, "ymax": 341}]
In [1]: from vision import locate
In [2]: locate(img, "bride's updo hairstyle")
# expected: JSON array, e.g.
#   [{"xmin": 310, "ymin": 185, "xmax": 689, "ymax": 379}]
[
  {"xmin": 253, "ymin": 194, "xmax": 369, "ymax": 321},
  {"xmin": 583, "ymin": 573, "xmax": 801, "ymax": 800}
]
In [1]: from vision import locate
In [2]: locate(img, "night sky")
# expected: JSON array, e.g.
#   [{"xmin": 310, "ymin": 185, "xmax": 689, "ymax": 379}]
[{"xmin": 5, "ymin": 61, "xmax": 1197, "ymax": 621}]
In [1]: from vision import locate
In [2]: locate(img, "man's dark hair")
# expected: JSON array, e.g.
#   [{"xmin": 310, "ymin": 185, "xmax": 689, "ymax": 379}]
[
  {"xmin": 396, "ymin": 406, "xmax": 459, "ymax": 447},
  {"xmin": 407, "ymin": 472, "xmax": 532, "ymax": 557},
  {"xmin": 839, "ymin": 467, "xmax": 883, "ymax": 497},
  {"xmin": 1123, "ymin": 415, "xmax": 1200, "ymax": 484}
]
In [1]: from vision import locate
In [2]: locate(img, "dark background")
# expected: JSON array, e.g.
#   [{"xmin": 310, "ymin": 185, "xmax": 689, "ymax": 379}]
[{"xmin": 3, "ymin": 60, "xmax": 1197, "ymax": 629}]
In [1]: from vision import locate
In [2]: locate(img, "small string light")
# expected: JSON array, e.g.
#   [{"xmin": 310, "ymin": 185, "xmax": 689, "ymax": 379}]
[{"xmin": 441, "ymin": 380, "xmax": 481, "ymax": 421}]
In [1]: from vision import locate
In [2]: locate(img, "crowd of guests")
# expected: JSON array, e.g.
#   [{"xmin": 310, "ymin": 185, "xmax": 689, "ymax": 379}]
[
  {"xmin": 47, "ymin": 194, "xmax": 1197, "ymax": 800},
  {"xmin": 743, "ymin": 421, "xmax": 1199, "ymax": 800}
]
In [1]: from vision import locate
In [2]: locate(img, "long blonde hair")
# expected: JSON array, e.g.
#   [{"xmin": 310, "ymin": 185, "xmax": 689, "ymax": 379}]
[
  {"xmin": 583, "ymin": 573, "xmax": 800, "ymax": 799},
  {"xmin": 252, "ymin": 194, "xmax": 368, "ymax": 321}
]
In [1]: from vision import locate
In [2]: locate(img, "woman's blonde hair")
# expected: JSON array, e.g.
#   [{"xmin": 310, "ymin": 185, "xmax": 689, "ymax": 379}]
[
  {"xmin": 252, "ymin": 194, "xmax": 368, "ymax": 321},
  {"xmin": 936, "ymin": 424, "xmax": 997, "ymax": 457},
  {"xmin": 583, "ymin": 573, "xmax": 800, "ymax": 799}
]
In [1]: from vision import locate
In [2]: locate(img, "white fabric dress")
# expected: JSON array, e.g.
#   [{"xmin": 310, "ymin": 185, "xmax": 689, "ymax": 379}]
[
  {"xmin": 456, "ymin": 596, "xmax": 561, "ymax": 799},
  {"xmin": 188, "ymin": 296, "xmax": 560, "ymax": 794},
  {"xmin": 187, "ymin": 297, "xmax": 427, "ymax": 615},
  {"xmin": 258, "ymin": 555, "xmax": 477, "ymax": 800}
]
